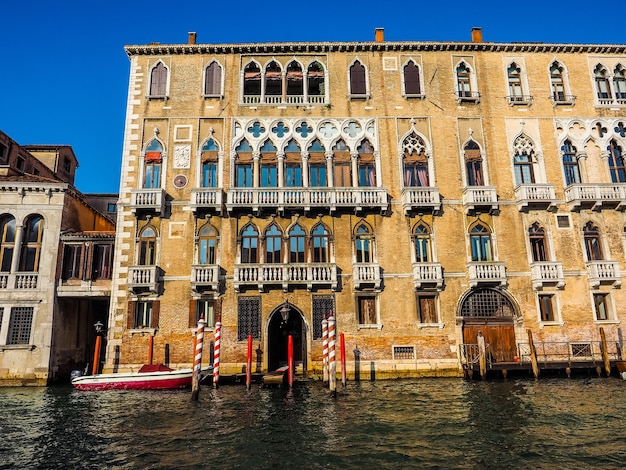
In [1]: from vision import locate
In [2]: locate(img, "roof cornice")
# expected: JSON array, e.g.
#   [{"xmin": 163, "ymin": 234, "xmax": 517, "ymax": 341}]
[{"xmin": 124, "ymin": 41, "xmax": 626, "ymax": 57}]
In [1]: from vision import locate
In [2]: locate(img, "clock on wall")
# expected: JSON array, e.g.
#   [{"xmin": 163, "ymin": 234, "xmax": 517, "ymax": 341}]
[{"xmin": 173, "ymin": 174, "xmax": 188, "ymax": 189}]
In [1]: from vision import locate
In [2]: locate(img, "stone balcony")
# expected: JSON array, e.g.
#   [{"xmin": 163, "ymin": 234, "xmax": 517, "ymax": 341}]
[
  {"xmin": 191, "ymin": 265, "xmax": 221, "ymax": 293},
  {"xmin": 587, "ymin": 260, "xmax": 622, "ymax": 288},
  {"xmin": 565, "ymin": 184, "xmax": 626, "ymax": 211},
  {"xmin": 462, "ymin": 186, "xmax": 498, "ymax": 215},
  {"xmin": 468, "ymin": 261, "xmax": 507, "ymax": 287},
  {"xmin": 353, "ymin": 263, "xmax": 382, "ymax": 290},
  {"xmin": 530, "ymin": 261, "xmax": 565, "ymax": 290},
  {"xmin": 130, "ymin": 188, "xmax": 166, "ymax": 216},
  {"xmin": 233, "ymin": 263, "xmax": 338, "ymax": 292},
  {"xmin": 401, "ymin": 187, "xmax": 442, "ymax": 215},
  {"xmin": 226, "ymin": 187, "xmax": 388, "ymax": 214},
  {"xmin": 412, "ymin": 262, "xmax": 444, "ymax": 290},
  {"xmin": 0, "ymin": 272, "xmax": 38, "ymax": 290},
  {"xmin": 128, "ymin": 265, "xmax": 162, "ymax": 294},
  {"xmin": 514, "ymin": 184, "xmax": 558, "ymax": 212},
  {"xmin": 190, "ymin": 188, "xmax": 224, "ymax": 215}
]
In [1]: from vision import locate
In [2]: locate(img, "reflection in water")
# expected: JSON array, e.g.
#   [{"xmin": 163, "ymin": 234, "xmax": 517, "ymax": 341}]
[{"xmin": 1, "ymin": 378, "xmax": 625, "ymax": 469}]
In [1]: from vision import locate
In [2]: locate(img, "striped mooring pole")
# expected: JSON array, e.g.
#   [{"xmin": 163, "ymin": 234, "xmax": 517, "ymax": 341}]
[
  {"xmin": 322, "ymin": 315, "xmax": 329, "ymax": 383},
  {"xmin": 191, "ymin": 317, "xmax": 205, "ymax": 400},
  {"xmin": 213, "ymin": 321, "xmax": 221, "ymax": 388},
  {"xmin": 328, "ymin": 313, "xmax": 336, "ymax": 396}
]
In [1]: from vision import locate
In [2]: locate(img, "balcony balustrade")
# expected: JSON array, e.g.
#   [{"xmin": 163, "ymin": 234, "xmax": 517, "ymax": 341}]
[
  {"xmin": 128, "ymin": 265, "xmax": 162, "ymax": 294},
  {"xmin": 0, "ymin": 273, "xmax": 39, "ymax": 290},
  {"xmin": 412, "ymin": 263, "xmax": 444, "ymax": 290},
  {"xmin": 587, "ymin": 260, "xmax": 622, "ymax": 288},
  {"xmin": 565, "ymin": 184, "xmax": 626, "ymax": 211},
  {"xmin": 234, "ymin": 263, "xmax": 338, "ymax": 292},
  {"xmin": 191, "ymin": 265, "xmax": 221, "ymax": 293},
  {"xmin": 401, "ymin": 187, "xmax": 442, "ymax": 215},
  {"xmin": 190, "ymin": 188, "xmax": 224, "ymax": 214},
  {"xmin": 530, "ymin": 261, "xmax": 565, "ymax": 290},
  {"xmin": 514, "ymin": 184, "xmax": 557, "ymax": 211},
  {"xmin": 353, "ymin": 263, "xmax": 382, "ymax": 290},
  {"xmin": 130, "ymin": 188, "xmax": 166, "ymax": 215},
  {"xmin": 226, "ymin": 187, "xmax": 388, "ymax": 214},
  {"xmin": 468, "ymin": 261, "xmax": 507, "ymax": 287},
  {"xmin": 462, "ymin": 186, "xmax": 498, "ymax": 214}
]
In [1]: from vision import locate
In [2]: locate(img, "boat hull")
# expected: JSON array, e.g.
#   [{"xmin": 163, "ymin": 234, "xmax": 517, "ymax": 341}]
[{"xmin": 72, "ymin": 369, "xmax": 194, "ymax": 391}]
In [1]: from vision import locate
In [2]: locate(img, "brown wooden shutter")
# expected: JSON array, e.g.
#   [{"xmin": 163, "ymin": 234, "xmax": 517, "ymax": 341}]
[
  {"xmin": 404, "ymin": 63, "xmax": 421, "ymax": 95},
  {"xmin": 350, "ymin": 63, "xmax": 366, "ymax": 95},
  {"xmin": 127, "ymin": 301, "xmax": 135, "ymax": 329},
  {"xmin": 189, "ymin": 299, "xmax": 196, "ymax": 328},
  {"xmin": 151, "ymin": 301, "xmax": 160, "ymax": 329}
]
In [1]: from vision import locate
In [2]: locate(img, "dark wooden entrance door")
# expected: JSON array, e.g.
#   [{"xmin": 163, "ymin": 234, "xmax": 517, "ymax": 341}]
[
  {"xmin": 267, "ymin": 306, "xmax": 304, "ymax": 371},
  {"xmin": 463, "ymin": 318, "xmax": 517, "ymax": 363}
]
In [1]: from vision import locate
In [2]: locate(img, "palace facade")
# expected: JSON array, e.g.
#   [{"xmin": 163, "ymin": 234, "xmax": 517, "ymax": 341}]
[{"xmin": 106, "ymin": 28, "xmax": 626, "ymax": 378}]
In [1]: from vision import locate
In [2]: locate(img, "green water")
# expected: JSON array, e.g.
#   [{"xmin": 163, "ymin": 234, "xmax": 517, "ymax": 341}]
[{"xmin": 1, "ymin": 377, "xmax": 625, "ymax": 469}]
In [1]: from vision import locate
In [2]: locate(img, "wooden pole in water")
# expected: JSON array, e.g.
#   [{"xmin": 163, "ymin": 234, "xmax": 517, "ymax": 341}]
[
  {"xmin": 288, "ymin": 334, "xmax": 294, "ymax": 388},
  {"xmin": 477, "ymin": 332, "xmax": 486, "ymax": 380},
  {"xmin": 213, "ymin": 321, "xmax": 221, "ymax": 388},
  {"xmin": 340, "ymin": 333, "xmax": 346, "ymax": 387},
  {"xmin": 147, "ymin": 334, "xmax": 154, "ymax": 365},
  {"xmin": 246, "ymin": 335, "xmax": 253, "ymax": 390},
  {"xmin": 322, "ymin": 315, "xmax": 329, "ymax": 383},
  {"xmin": 328, "ymin": 314, "xmax": 336, "ymax": 396},
  {"xmin": 599, "ymin": 327, "xmax": 611, "ymax": 377},
  {"xmin": 527, "ymin": 329, "xmax": 539, "ymax": 379},
  {"xmin": 191, "ymin": 317, "xmax": 205, "ymax": 400},
  {"xmin": 91, "ymin": 334, "xmax": 102, "ymax": 376}
]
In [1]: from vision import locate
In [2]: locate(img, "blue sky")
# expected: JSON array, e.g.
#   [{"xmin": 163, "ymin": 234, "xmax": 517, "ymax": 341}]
[{"xmin": 2, "ymin": 1, "xmax": 623, "ymax": 193}]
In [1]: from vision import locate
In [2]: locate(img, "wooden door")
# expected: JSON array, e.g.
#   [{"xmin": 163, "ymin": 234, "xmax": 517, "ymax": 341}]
[{"xmin": 463, "ymin": 319, "xmax": 517, "ymax": 363}]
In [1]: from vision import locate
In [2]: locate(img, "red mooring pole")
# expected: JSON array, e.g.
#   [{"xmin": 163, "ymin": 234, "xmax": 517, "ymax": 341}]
[
  {"xmin": 191, "ymin": 317, "xmax": 205, "ymax": 400},
  {"xmin": 340, "ymin": 333, "xmax": 346, "ymax": 387},
  {"xmin": 91, "ymin": 335, "xmax": 102, "ymax": 376},
  {"xmin": 213, "ymin": 321, "xmax": 221, "ymax": 388},
  {"xmin": 322, "ymin": 315, "xmax": 329, "ymax": 383},
  {"xmin": 288, "ymin": 334, "xmax": 294, "ymax": 387},
  {"xmin": 246, "ymin": 335, "xmax": 253, "ymax": 390},
  {"xmin": 328, "ymin": 313, "xmax": 336, "ymax": 396},
  {"xmin": 147, "ymin": 334, "xmax": 154, "ymax": 365}
]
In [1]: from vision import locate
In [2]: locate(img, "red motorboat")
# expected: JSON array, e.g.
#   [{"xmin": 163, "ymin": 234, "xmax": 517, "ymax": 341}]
[{"xmin": 71, "ymin": 363, "xmax": 211, "ymax": 391}]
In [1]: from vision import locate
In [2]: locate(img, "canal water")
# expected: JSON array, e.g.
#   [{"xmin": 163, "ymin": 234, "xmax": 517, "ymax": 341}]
[{"xmin": 1, "ymin": 377, "xmax": 625, "ymax": 469}]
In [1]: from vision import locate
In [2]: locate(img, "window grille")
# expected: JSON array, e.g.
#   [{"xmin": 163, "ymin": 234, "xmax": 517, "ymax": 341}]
[
  {"xmin": 460, "ymin": 288, "xmax": 514, "ymax": 318},
  {"xmin": 393, "ymin": 346, "xmax": 415, "ymax": 360},
  {"xmin": 7, "ymin": 307, "xmax": 34, "ymax": 344},
  {"xmin": 237, "ymin": 296, "xmax": 261, "ymax": 341},
  {"xmin": 312, "ymin": 295, "xmax": 335, "ymax": 339},
  {"xmin": 571, "ymin": 342, "xmax": 592, "ymax": 358},
  {"xmin": 556, "ymin": 214, "xmax": 571, "ymax": 229}
]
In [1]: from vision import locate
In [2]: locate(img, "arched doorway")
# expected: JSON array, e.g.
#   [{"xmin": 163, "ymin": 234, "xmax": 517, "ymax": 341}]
[
  {"xmin": 267, "ymin": 302, "xmax": 306, "ymax": 372},
  {"xmin": 460, "ymin": 288, "xmax": 518, "ymax": 362}
]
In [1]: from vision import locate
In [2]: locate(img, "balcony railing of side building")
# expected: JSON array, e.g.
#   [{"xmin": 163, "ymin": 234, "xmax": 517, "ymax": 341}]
[
  {"xmin": 586, "ymin": 260, "xmax": 622, "ymax": 288},
  {"xmin": 233, "ymin": 263, "xmax": 338, "ymax": 293},
  {"xmin": 191, "ymin": 265, "xmax": 221, "ymax": 293},
  {"xmin": 514, "ymin": 184, "xmax": 558, "ymax": 211},
  {"xmin": 0, "ymin": 273, "xmax": 38, "ymax": 290},
  {"xmin": 530, "ymin": 261, "xmax": 565, "ymax": 290},
  {"xmin": 565, "ymin": 184, "xmax": 626, "ymax": 211},
  {"xmin": 468, "ymin": 262, "xmax": 507, "ymax": 287},
  {"xmin": 130, "ymin": 188, "xmax": 166, "ymax": 216},
  {"xmin": 226, "ymin": 187, "xmax": 388, "ymax": 214}
]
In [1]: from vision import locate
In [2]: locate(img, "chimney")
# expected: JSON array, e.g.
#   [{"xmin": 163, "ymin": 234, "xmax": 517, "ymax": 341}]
[
  {"xmin": 375, "ymin": 28, "xmax": 384, "ymax": 43},
  {"xmin": 471, "ymin": 27, "xmax": 483, "ymax": 43},
  {"xmin": 188, "ymin": 32, "xmax": 197, "ymax": 45}
]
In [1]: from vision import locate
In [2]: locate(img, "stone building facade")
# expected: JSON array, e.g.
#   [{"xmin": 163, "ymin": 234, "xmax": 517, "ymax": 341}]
[
  {"xmin": 106, "ymin": 29, "xmax": 626, "ymax": 378},
  {"xmin": 0, "ymin": 131, "xmax": 115, "ymax": 385}
]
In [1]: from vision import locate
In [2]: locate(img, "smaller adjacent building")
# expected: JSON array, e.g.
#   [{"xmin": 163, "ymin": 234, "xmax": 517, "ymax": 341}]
[{"xmin": 0, "ymin": 131, "xmax": 116, "ymax": 385}]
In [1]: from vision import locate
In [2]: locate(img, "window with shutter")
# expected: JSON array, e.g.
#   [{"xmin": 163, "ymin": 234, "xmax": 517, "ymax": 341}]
[
  {"xmin": 349, "ymin": 61, "xmax": 367, "ymax": 96},
  {"xmin": 204, "ymin": 62, "xmax": 222, "ymax": 96}
]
